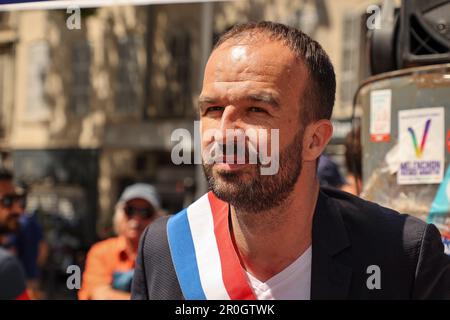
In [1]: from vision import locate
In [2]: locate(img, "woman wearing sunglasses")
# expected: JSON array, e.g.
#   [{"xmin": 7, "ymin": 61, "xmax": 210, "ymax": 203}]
[{"xmin": 78, "ymin": 183, "xmax": 161, "ymax": 300}]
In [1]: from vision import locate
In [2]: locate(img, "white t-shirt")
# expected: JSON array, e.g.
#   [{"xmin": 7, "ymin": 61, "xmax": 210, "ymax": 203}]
[{"xmin": 245, "ymin": 246, "xmax": 312, "ymax": 300}]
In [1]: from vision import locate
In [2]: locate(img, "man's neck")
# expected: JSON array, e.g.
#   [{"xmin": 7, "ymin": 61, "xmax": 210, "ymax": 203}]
[{"xmin": 229, "ymin": 171, "xmax": 319, "ymax": 282}]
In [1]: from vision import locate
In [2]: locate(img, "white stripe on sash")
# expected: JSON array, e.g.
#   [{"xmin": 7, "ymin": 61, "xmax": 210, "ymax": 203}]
[{"xmin": 187, "ymin": 194, "xmax": 231, "ymax": 300}]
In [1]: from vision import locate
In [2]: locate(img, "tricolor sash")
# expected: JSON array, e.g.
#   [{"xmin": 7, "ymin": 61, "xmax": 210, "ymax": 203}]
[{"xmin": 167, "ymin": 192, "xmax": 256, "ymax": 300}]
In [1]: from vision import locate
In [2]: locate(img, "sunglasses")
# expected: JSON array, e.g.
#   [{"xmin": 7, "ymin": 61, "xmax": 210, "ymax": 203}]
[
  {"xmin": 0, "ymin": 193, "xmax": 26, "ymax": 209},
  {"xmin": 124, "ymin": 205, "xmax": 155, "ymax": 219}
]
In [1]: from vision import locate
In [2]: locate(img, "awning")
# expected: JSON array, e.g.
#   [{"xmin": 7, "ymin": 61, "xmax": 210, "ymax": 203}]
[{"xmin": 0, "ymin": 0, "xmax": 231, "ymax": 12}]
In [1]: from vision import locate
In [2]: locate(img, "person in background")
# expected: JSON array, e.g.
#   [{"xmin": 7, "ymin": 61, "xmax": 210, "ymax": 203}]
[
  {"xmin": 0, "ymin": 168, "xmax": 28, "ymax": 300},
  {"xmin": 78, "ymin": 183, "xmax": 161, "ymax": 300},
  {"xmin": 317, "ymin": 154, "xmax": 345, "ymax": 189},
  {"xmin": 6, "ymin": 208, "xmax": 48, "ymax": 299},
  {"xmin": 341, "ymin": 125, "xmax": 362, "ymax": 196}
]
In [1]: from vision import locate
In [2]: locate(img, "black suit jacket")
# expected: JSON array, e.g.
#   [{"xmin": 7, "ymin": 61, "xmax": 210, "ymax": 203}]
[{"xmin": 131, "ymin": 187, "xmax": 450, "ymax": 299}]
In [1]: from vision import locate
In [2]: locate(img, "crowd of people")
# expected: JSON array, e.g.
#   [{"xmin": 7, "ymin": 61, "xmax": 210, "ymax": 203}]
[
  {"xmin": 1, "ymin": 20, "xmax": 448, "ymax": 300},
  {"xmin": 0, "ymin": 131, "xmax": 360, "ymax": 300},
  {"xmin": 0, "ymin": 169, "xmax": 31, "ymax": 299},
  {"xmin": 0, "ymin": 167, "xmax": 163, "ymax": 300}
]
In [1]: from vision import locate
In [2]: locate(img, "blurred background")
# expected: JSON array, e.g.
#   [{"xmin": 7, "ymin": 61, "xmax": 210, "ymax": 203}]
[{"xmin": 0, "ymin": 0, "xmax": 448, "ymax": 299}]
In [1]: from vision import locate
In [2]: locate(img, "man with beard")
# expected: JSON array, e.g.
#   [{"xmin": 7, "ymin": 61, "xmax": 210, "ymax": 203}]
[
  {"xmin": 131, "ymin": 21, "xmax": 450, "ymax": 300},
  {"xmin": 0, "ymin": 169, "xmax": 28, "ymax": 300}
]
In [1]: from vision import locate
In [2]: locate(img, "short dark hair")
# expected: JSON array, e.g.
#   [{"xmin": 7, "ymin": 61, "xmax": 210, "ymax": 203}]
[
  {"xmin": 214, "ymin": 21, "xmax": 336, "ymax": 125},
  {"xmin": 0, "ymin": 168, "xmax": 13, "ymax": 182},
  {"xmin": 345, "ymin": 125, "xmax": 362, "ymax": 179}
]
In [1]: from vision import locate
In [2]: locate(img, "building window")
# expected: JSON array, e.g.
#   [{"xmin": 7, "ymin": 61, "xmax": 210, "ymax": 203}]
[
  {"xmin": 27, "ymin": 41, "xmax": 50, "ymax": 121},
  {"xmin": 340, "ymin": 13, "xmax": 362, "ymax": 113},
  {"xmin": 115, "ymin": 36, "xmax": 142, "ymax": 114},
  {"xmin": 71, "ymin": 41, "xmax": 91, "ymax": 116},
  {"xmin": 0, "ymin": 13, "xmax": 10, "ymax": 29},
  {"xmin": 0, "ymin": 45, "xmax": 14, "ymax": 138},
  {"xmin": 340, "ymin": 11, "xmax": 373, "ymax": 117},
  {"xmin": 158, "ymin": 32, "xmax": 192, "ymax": 117}
]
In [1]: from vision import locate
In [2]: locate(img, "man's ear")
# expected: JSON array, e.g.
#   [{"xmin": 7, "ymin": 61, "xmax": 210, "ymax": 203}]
[{"xmin": 302, "ymin": 119, "xmax": 333, "ymax": 161}]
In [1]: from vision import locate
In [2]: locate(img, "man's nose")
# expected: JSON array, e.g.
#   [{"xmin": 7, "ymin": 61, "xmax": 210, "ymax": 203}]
[
  {"xmin": 216, "ymin": 106, "xmax": 243, "ymax": 143},
  {"xmin": 129, "ymin": 214, "xmax": 148, "ymax": 225}
]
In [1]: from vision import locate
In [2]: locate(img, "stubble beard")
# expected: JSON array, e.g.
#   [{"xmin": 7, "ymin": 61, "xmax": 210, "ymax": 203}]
[{"xmin": 203, "ymin": 129, "xmax": 304, "ymax": 214}]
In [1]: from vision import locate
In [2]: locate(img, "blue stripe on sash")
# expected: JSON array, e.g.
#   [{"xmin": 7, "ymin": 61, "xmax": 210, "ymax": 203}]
[{"xmin": 167, "ymin": 209, "xmax": 206, "ymax": 300}]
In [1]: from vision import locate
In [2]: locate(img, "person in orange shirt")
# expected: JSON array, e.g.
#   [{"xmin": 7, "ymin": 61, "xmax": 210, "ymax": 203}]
[{"xmin": 78, "ymin": 183, "xmax": 161, "ymax": 300}]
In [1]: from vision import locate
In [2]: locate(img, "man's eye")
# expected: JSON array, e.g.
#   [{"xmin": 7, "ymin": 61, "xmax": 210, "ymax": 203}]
[
  {"xmin": 248, "ymin": 106, "xmax": 266, "ymax": 113},
  {"xmin": 205, "ymin": 106, "xmax": 224, "ymax": 113}
]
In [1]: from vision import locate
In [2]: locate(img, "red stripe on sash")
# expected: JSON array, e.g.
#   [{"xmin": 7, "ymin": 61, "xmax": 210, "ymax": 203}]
[
  {"xmin": 208, "ymin": 192, "xmax": 256, "ymax": 300},
  {"xmin": 15, "ymin": 290, "xmax": 29, "ymax": 300}
]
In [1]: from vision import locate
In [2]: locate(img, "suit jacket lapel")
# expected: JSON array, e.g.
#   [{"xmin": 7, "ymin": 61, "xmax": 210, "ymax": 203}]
[{"xmin": 311, "ymin": 189, "xmax": 353, "ymax": 299}]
